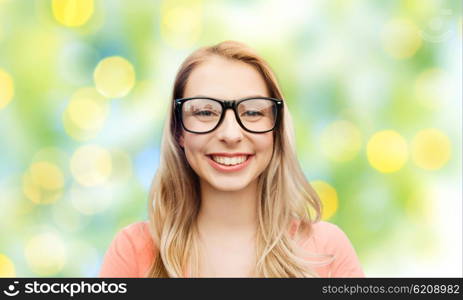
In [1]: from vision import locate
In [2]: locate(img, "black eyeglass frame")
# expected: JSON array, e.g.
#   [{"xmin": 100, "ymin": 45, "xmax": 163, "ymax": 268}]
[{"xmin": 174, "ymin": 97, "xmax": 284, "ymax": 134}]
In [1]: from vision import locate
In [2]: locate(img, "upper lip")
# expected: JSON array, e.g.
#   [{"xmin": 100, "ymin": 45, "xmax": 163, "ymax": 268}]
[{"xmin": 207, "ymin": 152, "xmax": 254, "ymax": 157}]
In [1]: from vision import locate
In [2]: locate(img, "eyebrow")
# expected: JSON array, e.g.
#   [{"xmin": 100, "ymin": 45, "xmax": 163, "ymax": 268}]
[{"xmin": 192, "ymin": 94, "xmax": 266, "ymax": 99}]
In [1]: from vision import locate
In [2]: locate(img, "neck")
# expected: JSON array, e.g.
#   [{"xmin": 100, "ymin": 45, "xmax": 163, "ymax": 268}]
[{"xmin": 196, "ymin": 179, "xmax": 259, "ymax": 237}]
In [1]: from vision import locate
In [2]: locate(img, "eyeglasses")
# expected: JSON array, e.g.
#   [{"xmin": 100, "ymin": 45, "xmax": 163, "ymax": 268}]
[{"xmin": 175, "ymin": 97, "xmax": 284, "ymax": 134}]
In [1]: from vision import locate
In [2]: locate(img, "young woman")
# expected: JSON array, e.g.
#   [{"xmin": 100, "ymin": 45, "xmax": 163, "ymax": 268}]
[{"xmin": 99, "ymin": 40, "xmax": 364, "ymax": 278}]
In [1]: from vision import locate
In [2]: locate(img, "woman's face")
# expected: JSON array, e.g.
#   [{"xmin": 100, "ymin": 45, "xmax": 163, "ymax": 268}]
[{"xmin": 179, "ymin": 55, "xmax": 274, "ymax": 192}]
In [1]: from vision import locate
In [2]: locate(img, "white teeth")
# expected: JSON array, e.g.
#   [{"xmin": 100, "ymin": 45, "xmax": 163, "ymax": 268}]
[{"xmin": 211, "ymin": 155, "xmax": 248, "ymax": 166}]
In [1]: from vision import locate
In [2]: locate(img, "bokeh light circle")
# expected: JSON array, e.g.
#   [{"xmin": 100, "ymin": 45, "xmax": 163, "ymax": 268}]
[
  {"xmin": 320, "ymin": 120, "xmax": 362, "ymax": 162},
  {"xmin": 52, "ymin": 0, "xmax": 94, "ymax": 27},
  {"xmin": 411, "ymin": 128, "xmax": 451, "ymax": 170},
  {"xmin": 0, "ymin": 254, "xmax": 16, "ymax": 277},
  {"xmin": 68, "ymin": 90, "xmax": 108, "ymax": 130},
  {"xmin": 0, "ymin": 69, "xmax": 14, "ymax": 110},
  {"xmin": 93, "ymin": 56, "xmax": 136, "ymax": 98},
  {"xmin": 311, "ymin": 180, "xmax": 339, "ymax": 220},
  {"xmin": 70, "ymin": 145, "xmax": 112, "ymax": 186},
  {"xmin": 23, "ymin": 161, "xmax": 64, "ymax": 205},
  {"xmin": 25, "ymin": 233, "xmax": 67, "ymax": 276},
  {"xmin": 161, "ymin": 3, "xmax": 203, "ymax": 48},
  {"xmin": 22, "ymin": 172, "xmax": 41, "ymax": 204},
  {"xmin": 30, "ymin": 162, "xmax": 64, "ymax": 190},
  {"xmin": 63, "ymin": 88, "xmax": 109, "ymax": 141},
  {"xmin": 382, "ymin": 19, "xmax": 422, "ymax": 59},
  {"xmin": 367, "ymin": 130, "xmax": 408, "ymax": 173}
]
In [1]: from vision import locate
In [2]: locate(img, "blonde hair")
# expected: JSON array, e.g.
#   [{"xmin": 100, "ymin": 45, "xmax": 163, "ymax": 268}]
[{"xmin": 147, "ymin": 40, "xmax": 331, "ymax": 277}]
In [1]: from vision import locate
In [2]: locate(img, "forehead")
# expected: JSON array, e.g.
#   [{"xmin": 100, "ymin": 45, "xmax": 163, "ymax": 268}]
[{"xmin": 183, "ymin": 55, "xmax": 269, "ymax": 100}]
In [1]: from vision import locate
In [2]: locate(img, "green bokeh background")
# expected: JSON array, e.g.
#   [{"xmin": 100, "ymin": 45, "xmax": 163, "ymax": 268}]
[{"xmin": 0, "ymin": 0, "xmax": 461, "ymax": 277}]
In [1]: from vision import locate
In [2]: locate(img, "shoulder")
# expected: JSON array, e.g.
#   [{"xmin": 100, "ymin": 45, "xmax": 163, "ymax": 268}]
[
  {"xmin": 294, "ymin": 220, "xmax": 351, "ymax": 249},
  {"xmin": 109, "ymin": 221, "xmax": 154, "ymax": 255},
  {"xmin": 299, "ymin": 221, "xmax": 365, "ymax": 277},
  {"xmin": 119, "ymin": 221, "xmax": 153, "ymax": 249},
  {"xmin": 310, "ymin": 221, "xmax": 351, "ymax": 249},
  {"xmin": 99, "ymin": 221, "xmax": 155, "ymax": 277}
]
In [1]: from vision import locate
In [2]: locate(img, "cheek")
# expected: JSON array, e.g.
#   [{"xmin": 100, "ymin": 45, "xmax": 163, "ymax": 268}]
[
  {"xmin": 255, "ymin": 134, "xmax": 274, "ymax": 163},
  {"xmin": 182, "ymin": 134, "xmax": 207, "ymax": 166}
]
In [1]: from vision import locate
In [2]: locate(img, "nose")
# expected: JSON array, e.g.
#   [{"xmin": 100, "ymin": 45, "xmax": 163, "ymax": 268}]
[{"xmin": 215, "ymin": 110, "xmax": 243, "ymax": 144}]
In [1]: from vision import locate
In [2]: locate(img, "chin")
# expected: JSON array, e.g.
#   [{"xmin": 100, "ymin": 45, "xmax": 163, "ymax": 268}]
[{"xmin": 208, "ymin": 177, "xmax": 253, "ymax": 192}]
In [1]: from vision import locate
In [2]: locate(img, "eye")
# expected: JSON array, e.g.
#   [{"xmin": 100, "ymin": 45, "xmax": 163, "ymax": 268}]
[
  {"xmin": 193, "ymin": 110, "xmax": 219, "ymax": 117},
  {"xmin": 242, "ymin": 110, "xmax": 263, "ymax": 117}
]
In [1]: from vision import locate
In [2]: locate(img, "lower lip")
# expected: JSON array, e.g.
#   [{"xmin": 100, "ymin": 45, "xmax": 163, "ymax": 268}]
[{"xmin": 206, "ymin": 155, "xmax": 254, "ymax": 173}]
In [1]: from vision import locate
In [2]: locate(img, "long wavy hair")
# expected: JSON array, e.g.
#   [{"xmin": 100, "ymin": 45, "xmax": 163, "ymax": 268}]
[{"xmin": 147, "ymin": 40, "xmax": 331, "ymax": 277}]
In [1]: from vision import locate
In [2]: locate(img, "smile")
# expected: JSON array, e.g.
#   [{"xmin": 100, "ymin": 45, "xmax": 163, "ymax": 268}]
[
  {"xmin": 206, "ymin": 154, "xmax": 254, "ymax": 172},
  {"xmin": 211, "ymin": 155, "xmax": 248, "ymax": 166}
]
